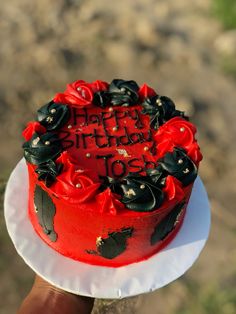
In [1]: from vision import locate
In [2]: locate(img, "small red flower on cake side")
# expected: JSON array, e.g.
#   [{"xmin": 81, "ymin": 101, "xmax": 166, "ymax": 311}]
[
  {"xmin": 53, "ymin": 80, "xmax": 109, "ymax": 107},
  {"xmin": 96, "ymin": 188, "xmax": 125, "ymax": 215},
  {"xmin": 138, "ymin": 83, "xmax": 156, "ymax": 101},
  {"xmin": 163, "ymin": 175, "xmax": 185, "ymax": 203},
  {"xmin": 154, "ymin": 117, "xmax": 203, "ymax": 165},
  {"xmin": 50, "ymin": 152, "xmax": 101, "ymax": 203},
  {"xmin": 22, "ymin": 121, "xmax": 46, "ymax": 141}
]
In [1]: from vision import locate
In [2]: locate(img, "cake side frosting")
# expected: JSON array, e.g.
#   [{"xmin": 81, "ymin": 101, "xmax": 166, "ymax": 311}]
[{"xmin": 22, "ymin": 79, "xmax": 202, "ymax": 267}]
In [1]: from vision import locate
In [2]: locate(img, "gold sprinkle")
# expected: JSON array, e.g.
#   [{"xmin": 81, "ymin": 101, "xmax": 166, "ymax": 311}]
[
  {"xmin": 109, "ymin": 107, "xmax": 113, "ymax": 112},
  {"xmin": 117, "ymin": 148, "xmax": 130, "ymax": 157},
  {"xmin": 126, "ymin": 189, "xmax": 136, "ymax": 197},
  {"xmin": 76, "ymin": 183, "xmax": 81, "ymax": 188},
  {"xmin": 86, "ymin": 153, "xmax": 91, "ymax": 158},
  {"xmin": 112, "ymin": 126, "xmax": 118, "ymax": 131},
  {"xmin": 46, "ymin": 116, "xmax": 53, "ymax": 123},
  {"xmin": 45, "ymin": 141, "xmax": 50, "ymax": 145},
  {"xmin": 35, "ymin": 206, "xmax": 38, "ymax": 213},
  {"xmin": 144, "ymin": 146, "xmax": 149, "ymax": 151},
  {"xmin": 77, "ymin": 87, "xmax": 82, "ymax": 91},
  {"xmin": 156, "ymin": 98, "xmax": 162, "ymax": 106},
  {"xmin": 127, "ymin": 91, "xmax": 131, "ymax": 96},
  {"xmin": 178, "ymin": 159, "xmax": 183, "ymax": 164},
  {"xmin": 75, "ymin": 169, "xmax": 84, "ymax": 173},
  {"xmin": 175, "ymin": 209, "xmax": 184, "ymax": 226},
  {"xmin": 183, "ymin": 168, "xmax": 190, "ymax": 174},
  {"xmin": 96, "ymin": 236, "xmax": 103, "ymax": 246},
  {"xmin": 180, "ymin": 127, "xmax": 185, "ymax": 132},
  {"xmin": 68, "ymin": 125, "xmax": 72, "ymax": 129},
  {"xmin": 32, "ymin": 137, "xmax": 40, "ymax": 146},
  {"xmin": 140, "ymin": 184, "xmax": 145, "ymax": 189},
  {"xmin": 120, "ymin": 87, "xmax": 126, "ymax": 92},
  {"xmin": 50, "ymin": 108, "xmax": 56, "ymax": 114}
]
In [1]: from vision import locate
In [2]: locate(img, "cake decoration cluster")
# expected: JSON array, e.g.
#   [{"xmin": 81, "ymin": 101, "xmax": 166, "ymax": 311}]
[{"xmin": 22, "ymin": 79, "xmax": 202, "ymax": 214}]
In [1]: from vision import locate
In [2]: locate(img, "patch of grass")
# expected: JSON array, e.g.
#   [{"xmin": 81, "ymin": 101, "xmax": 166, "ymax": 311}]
[
  {"xmin": 212, "ymin": 0, "xmax": 236, "ymax": 29},
  {"xmin": 177, "ymin": 283, "xmax": 236, "ymax": 314}
]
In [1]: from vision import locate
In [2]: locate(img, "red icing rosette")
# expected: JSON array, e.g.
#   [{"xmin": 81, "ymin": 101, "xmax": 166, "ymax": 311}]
[
  {"xmin": 138, "ymin": 83, "xmax": 157, "ymax": 101},
  {"xmin": 96, "ymin": 188, "xmax": 125, "ymax": 215},
  {"xmin": 163, "ymin": 175, "xmax": 185, "ymax": 203},
  {"xmin": 154, "ymin": 117, "xmax": 202, "ymax": 165},
  {"xmin": 53, "ymin": 80, "xmax": 109, "ymax": 107},
  {"xmin": 22, "ymin": 121, "xmax": 46, "ymax": 141},
  {"xmin": 50, "ymin": 152, "xmax": 101, "ymax": 204}
]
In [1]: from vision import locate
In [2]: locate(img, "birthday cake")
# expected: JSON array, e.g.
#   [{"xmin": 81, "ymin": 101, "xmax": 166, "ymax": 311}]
[{"xmin": 22, "ymin": 79, "xmax": 202, "ymax": 267}]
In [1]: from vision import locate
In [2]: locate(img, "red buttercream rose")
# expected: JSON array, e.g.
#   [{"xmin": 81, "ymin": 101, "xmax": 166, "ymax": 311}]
[
  {"xmin": 51, "ymin": 152, "xmax": 100, "ymax": 203},
  {"xmin": 53, "ymin": 80, "xmax": 109, "ymax": 107},
  {"xmin": 90, "ymin": 80, "xmax": 109, "ymax": 92},
  {"xmin": 163, "ymin": 175, "xmax": 185, "ymax": 203},
  {"xmin": 187, "ymin": 141, "xmax": 203, "ymax": 165},
  {"xmin": 96, "ymin": 188, "xmax": 125, "ymax": 215},
  {"xmin": 22, "ymin": 121, "xmax": 46, "ymax": 141},
  {"xmin": 154, "ymin": 117, "xmax": 202, "ymax": 164},
  {"xmin": 138, "ymin": 84, "xmax": 156, "ymax": 101}
]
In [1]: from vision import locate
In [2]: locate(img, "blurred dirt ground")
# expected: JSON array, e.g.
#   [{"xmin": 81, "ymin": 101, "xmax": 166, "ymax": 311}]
[{"xmin": 1, "ymin": 0, "xmax": 236, "ymax": 313}]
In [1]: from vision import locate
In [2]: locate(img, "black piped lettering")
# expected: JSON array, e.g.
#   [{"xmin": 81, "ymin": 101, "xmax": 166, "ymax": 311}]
[
  {"xmin": 111, "ymin": 160, "xmax": 126, "ymax": 178},
  {"xmin": 96, "ymin": 154, "xmax": 113, "ymax": 176},
  {"xmin": 73, "ymin": 108, "xmax": 88, "ymax": 126}
]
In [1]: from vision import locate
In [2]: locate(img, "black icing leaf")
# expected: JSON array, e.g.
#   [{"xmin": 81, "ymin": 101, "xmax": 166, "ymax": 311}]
[
  {"xmin": 109, "ymin": 79, "xmax": 139, "ymax": 106},
  {"xmin": 97, "ymin": 227, "xmax": 133, "ymax": 259},
  {"xmin": 142, "ymin": 95, "xmax": 186, "ymax": 129},
  {"xmin": 93, "ymin": 91, "xmax": 111, "ymax": 108},
  {"xmin": 146, "ymin": 168, "xmax": 166, "ymax": 185},
  {"xmin": 151, "ymin": 202, "xmax": 185, "ymax": 245},
  {"xmin": 100, "ymin": 176, "xmax": 123, "ymax": 194},
  {"xmin": 35, "ymin": 160, "xmax": 63, "ymax": 187},
  {"xmin": 158, "ymin": 147, "xmax": 198, "ymax": 186},
  {"xmin": 23, "ymin": 132, "xmax": 62, "ymax": 165},
  {"xmin": 34, "ymin": 185, "xmax": 57, "ymax": 242},
  {"xmin": 37, "ymin": 101, "xmax": 70, "ymax": 131},
  {"xmin": 120, "ymin": 174, "xmax": 164, "ymax": 212}
]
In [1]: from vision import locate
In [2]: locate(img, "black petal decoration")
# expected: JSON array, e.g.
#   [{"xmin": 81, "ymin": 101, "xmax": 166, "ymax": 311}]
[
  {"xmin": 100, "ymin": 176, "xmax": 123, "ymax": 195},
  {"xmin": 157, "ymin": 147, "xmax": 198, "ymax": 186},
  {"xmin": 120, "ymin": 173, "xmax": 164, "ymax": 212},
  {"xmin": 35, "ymin": 160, "xmax": 63, "ymax": 187},
  {"xmin": 23, "ymin": 132, "xmax": 62, "ymax": 165},
  {"xmin": 93, "ymin": 91, "xmax": 111, "ymax": 108},
  {"xmin": 97, "ymin": 227, "xmax": 133, "ymax": 259},
  {"xmin": 142, "ymin": 95, "xmax": 186, "ymax": 129},
  {"xmin": 109, "ymin": 79, "xmax": 140, "ymax": 106},
  {"xmin": 37, "ymin": 101, "xmax": 70, "ymax": 131},
  {"xmin": 151, "ymin": 202, "xmax": 185, "ymax": 245},
  {"xmin": 34, "ymin": 185, "xmax": 57, "ymax": 242},
  {"xmin": 146, "ymin": 168, "xmax": 166, "ymax": 185}
]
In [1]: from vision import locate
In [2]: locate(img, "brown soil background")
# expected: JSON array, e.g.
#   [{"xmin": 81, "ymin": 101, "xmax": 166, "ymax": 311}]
[{"xmin": 0, "ymin": 1, "xmax": 236, "ymax": 313}]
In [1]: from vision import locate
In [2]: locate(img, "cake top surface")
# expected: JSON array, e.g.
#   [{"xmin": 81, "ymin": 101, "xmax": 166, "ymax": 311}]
[{"xmin": 22, "ymin": 79, "xmax": 202, "ymax": 215}]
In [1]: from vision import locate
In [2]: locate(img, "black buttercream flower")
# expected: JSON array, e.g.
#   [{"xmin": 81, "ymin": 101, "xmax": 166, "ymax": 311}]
[
  {"xmin": 93, "ymin": 91, "xmax": 111, "ymax": 108},
  {"xmin": 35, "ymin": 160, "xmax": 63, "ymax": 187},
  {"xmin": 100, "ymin": 176, "xmax": 123, "ymax": 194},
  {"xmin": 109, "ymin": 79, "xmax": 140, "ymax": 106},
  {"xmin": 23, "ymin": 132, "xmax": 62, "ymax": 165},
  {"xmin": 142, "ymin": 95, "xmax": 186, "ymax": 129},
  {"xmin": 146, "ymin": 168, "xmax": 166, "ymax": 186},
  {"xmin": 37, "ymin": 101, "xmax": 70, "ymax": 131},
  {"xmin": 157, "ymin": 147, "xmax": 198, "ymax": 186},
  {"xmin": 120, "ymin": 173, "xmax": 164, "ymax": 212}
]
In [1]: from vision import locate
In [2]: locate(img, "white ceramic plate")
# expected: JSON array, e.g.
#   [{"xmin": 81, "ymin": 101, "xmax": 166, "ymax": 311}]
[{"xmin": 4, "ymin": 159, "xmax": 210, "ymax": 299}]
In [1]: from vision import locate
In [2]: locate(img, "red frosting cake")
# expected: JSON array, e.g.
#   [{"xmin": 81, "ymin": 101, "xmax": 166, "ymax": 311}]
[{"xmin": 22, "ymin": 79, "xmax": 202, "ymax": 267}]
